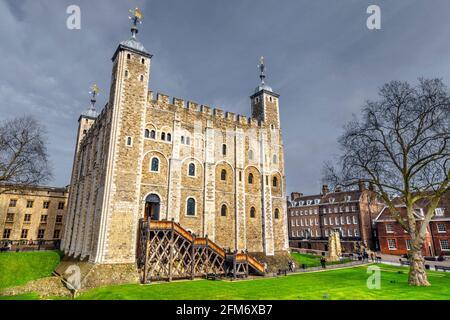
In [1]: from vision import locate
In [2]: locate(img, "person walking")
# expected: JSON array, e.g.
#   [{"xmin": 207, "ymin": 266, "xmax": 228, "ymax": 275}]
[{"xmin": 320, "ymin": 257, "xmax": 327, "ymax": 269}]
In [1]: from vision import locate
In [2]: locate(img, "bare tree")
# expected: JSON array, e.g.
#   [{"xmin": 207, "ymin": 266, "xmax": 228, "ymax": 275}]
[
  {"xmin": 324, "ymin": 79, "xmax": 449, "ymax": 286},
  {"xmin": 0, "ymin": 116, "xmax": 52, "ymax": 193}
]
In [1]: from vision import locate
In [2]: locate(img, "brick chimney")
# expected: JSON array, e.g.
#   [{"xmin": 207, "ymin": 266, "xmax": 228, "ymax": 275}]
[
  {"xmin": 291, "ymin": 192, "xmax": 303, "ymax": 201},
  {"xmin": 358, "ymin": 181, "xmax": 366, "ymax": 191},
  {"xmin": 322, "ymin": 185, "xmax": 330, "ymax": 195}
]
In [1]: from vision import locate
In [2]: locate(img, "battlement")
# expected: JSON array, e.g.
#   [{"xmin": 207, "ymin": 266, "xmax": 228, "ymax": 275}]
[{"xmin": 148, "ymin": 90, "xmax": 267, "ymax": 128}]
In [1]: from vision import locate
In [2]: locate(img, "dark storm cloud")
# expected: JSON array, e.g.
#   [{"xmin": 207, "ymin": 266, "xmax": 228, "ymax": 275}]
[{"xmin": 1, "ymin": 0, "xmax": 450, "ymax": 195}]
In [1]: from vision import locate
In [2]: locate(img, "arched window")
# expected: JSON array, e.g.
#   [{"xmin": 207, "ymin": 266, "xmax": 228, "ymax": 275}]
[
  {"xmin": 127, "ymin": 53, "xmax": 131, "ymax": 60},
  {"xmin": 161, "ymin": 132, "xmax": 166, "ymax": 141},
  {"xmin": 250, "ymin": 207, "xmax": 256, "ymax": 218},
  {"xmin": 273, "ymin": 155, "xmax": 278, "ymax": 164},
  {"xmin": 273, "ymin": 177, "xmax": 278, "ymax": 187},
  {"xmin": 222, "ymin": 144, "xmax": 227, "ymax": 156},
  {"xmin": 144, "ymin": 129, "xmax": 150, "ymax": 138},
  {"xmin": 150, "ymin": 130, "xmax": 156, "ymax": 139},
  {"xmin": 248, "ymin": 173, "xmax": 254, "ymax": 184},
  {"xmin": 140, "ymin": 75, "xmax": 144, "ymax": 82},
  {"xmin": 126, "ymin": 137, "xmax": 132, "ymax": 146},
  {"xmin": 188, "ymin": 163, "xmax": 195, "ymax": 177},
  {"xmin": 125, "ymin": 70, "xmax": 129, "ymax": 78},
  {"xmin": 186, "ymin": 137, "xmax": 191, "ymax": 145},
  {"xmin": 167, "ymin": 133, "xmax": 172, "ymax": 142},
  {"xmin": 141, "ymin": 58, "xmax": 145, "ymax": 64},
  {"xmin": 248, "ymin": 150, "xmax": 254, "ymax": 160},
  {"xmin": 275, "ymin": 208, "xmax": 280, "ymax": 219},
  {"xmin": 187, "ymin": 198, "xmax": 196, "ymax": 216},
  {"xmin": 150, "ymin": 157, "xmax": 159, "ymax": 172},
  {"xmin": 181, "ymin": 136, "xmax": 185, "ymax": 144},
  {"xmin": 221, "ymin": 169, "xmax": 227, "ymax": 181},
  {"xmin": 221, "ymin": 204, "xmax": 227, "ymax": 217}
]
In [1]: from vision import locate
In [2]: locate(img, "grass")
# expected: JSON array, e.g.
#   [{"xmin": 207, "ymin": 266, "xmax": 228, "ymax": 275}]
[
  {"xmin": 291, "ymin": 252, "xmax": 351, "ymax": 268},
  {"xmin": 76, "ymin": 265, "xmax": 450, "ymax": 300},
  {"xmin": 0, "ymin": 251, "xmax": 63, "ymax": 289},
  {"xmin": 1, "ymin": 251, "xmax": 449, "ymax": 300}
]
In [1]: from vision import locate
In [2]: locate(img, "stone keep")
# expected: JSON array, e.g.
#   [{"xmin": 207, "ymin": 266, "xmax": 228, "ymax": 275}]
[{"xmin": 61, "ymin": 20, "xmax": 289, "ymax": 264}]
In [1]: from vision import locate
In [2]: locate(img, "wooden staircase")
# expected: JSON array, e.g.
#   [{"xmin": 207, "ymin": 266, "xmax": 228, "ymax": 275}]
[{"xmin": 137, "ymin": 219, "xmax": 265, "ymax": 283}]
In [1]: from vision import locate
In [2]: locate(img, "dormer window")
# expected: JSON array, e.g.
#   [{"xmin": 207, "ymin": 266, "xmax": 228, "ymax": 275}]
[
  {"xmin": 330, "ymin": 198, "xmax": 335, "ymax": 203},
  {"xmin": 435, "ymin": 208, "xmax": 444, "ymax": 216},
  {"xmin": 314, "ymin": 199, "xmax": 320, "ymax": 205},
  {"xmin": 307, "ymin": 200, "xmax": 312, "ymax": 206}
]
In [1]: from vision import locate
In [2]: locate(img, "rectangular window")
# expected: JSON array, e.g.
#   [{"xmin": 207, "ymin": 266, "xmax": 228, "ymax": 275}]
[
  {"xmin": 325, "ymin": 229, "xmax": 329, "ymax": 237},
  {"xmin": 24, "ymin": 214, "xmax": 32, "ymax": 222},
  {"xmin": 53, "ymin": 230, "xmax": 61, "ymax": 239},
  {"xmin": 334, "ymin": 207, "xmax": 338, "ymax": 213},
  {"xmin": 329, "ymin": 217, "xmax": 333, "ymax": 225},
  {"xmin": 386, "ymin": 224, "xmax": 394, "ymax": 233},
  {"xmin": 58, "ymin": 202, "xmax": 65, "ymax": 210},
  {"xmin": 347, "ymin": 216, "xmax": 351, "ymax": 225},
  {"xmin": 3, "ymin": 229, "xmax": 11, "ymax": 239},
  {"xmin": 37, "ymin": 229, "xmax": 45, "ymax": 239},
  {"xmin": 435, "ymin": 208, "xmax": 444, "ymax": 217},
  {"xmin": 56, "ymin": 215, "xmax": 63, "ymax": 224},
  {"xmin": 324, "ymin": 218, "xmax": 328, "ymax": 226},
  {"xmin": 340, "ymin": 217, "xmax": 345, "ymax": 225},
  {"xmin": 21, "ymin": 229, "xmax": 28, "ymax": 239},
  {"xmin": 406, "ymin": 239, "xmax": 412, "ymax": 251},
  {"xmin": 40, "ymin": 215, "xmax": 48, "ymax": 223},
  {"xmin": 291, "ymin": 220, "xmax": 295, "ymax": 227},
  {"xmin": 388, "ymin": 239, "xmax": 397, "ymax": 250},
  {"xmin": 354, "ymin": 229, "xmax": 359, "ymax": 237},
  {"xmin": 353, "ymin": 216, "xmax": 358, "ymax": 225},
  {"xmin": 5, "ymin": 213, "xmax": 14, "ymax": 223},
  {"xmin": 26, "ymin": 200, "xmax": 34, "ymax": 208},
  {"xmin": 9, "ymin": 199, "xmax": 17, "ymax": 207},
  {"xmin": 440, "ymin": 240, "xmax": 449, "ymax": 251},
  {"xmin": 437, "ymin": 224, "xmax": 446, "ymax": 233},
  {"xmin": 43, "ymin": 202, "xmax": 50, "ymax": 209},
  {"xmin": 335, "ymin": 217, "xmax": 339, "ymax": 226}
]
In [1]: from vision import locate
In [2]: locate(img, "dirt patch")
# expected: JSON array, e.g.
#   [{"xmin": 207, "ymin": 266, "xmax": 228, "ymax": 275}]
[
  {"xmin": 0, "ymin": 277, "xmax": 71, "ymax": 298},
  {"xmin": 250, "ymin": 251, "xmax": 292, "ymax": 273}
]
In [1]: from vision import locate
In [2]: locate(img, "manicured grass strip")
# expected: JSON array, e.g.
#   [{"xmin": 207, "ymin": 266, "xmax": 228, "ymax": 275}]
[
  {"xmin": 76, "ymin": 265, "xmax": 450, "ymax": 300},
  {"xmin": 0, "ymin": 251, "xmax": 63, "ymax": 289},
  {"xmin": 291, "ymin": 253, "xmax": 351, "ymax": 268},
  {"xmin": 0, "ymin": 293, "xmax": 40, "ymax": 300}
]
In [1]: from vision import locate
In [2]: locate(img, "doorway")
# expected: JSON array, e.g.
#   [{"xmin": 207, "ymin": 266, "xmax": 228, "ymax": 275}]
[{"xmin": 144, "ymin": 194, "xmax": 161, "ymax": 221}]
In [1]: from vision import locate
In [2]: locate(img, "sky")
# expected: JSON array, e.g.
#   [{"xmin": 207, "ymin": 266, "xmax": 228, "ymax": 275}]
[{"xmin": 1, "ymin": 0, "xmax": 450, "ymax": 195}]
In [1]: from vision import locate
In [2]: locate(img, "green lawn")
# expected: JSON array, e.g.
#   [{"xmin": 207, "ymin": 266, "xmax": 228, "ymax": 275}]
[
  {"xmin": 291, "ymin": 252, "xmax": 351, "ymax": 268},
  {"xmin": 0, "ymin": 251, "xmax": 63, "ymax": 289},
  {"xmin": 1, "ymin": 251, "xmax": 449, "ymax": 300},
  {"xmin": 76, "ymin": 265, "xmax": 450, "ymax": 300}
]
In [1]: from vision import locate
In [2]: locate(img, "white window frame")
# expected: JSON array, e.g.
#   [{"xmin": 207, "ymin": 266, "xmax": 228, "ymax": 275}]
[
  {"xmin": 435, "ymin": 208, "xmax": 444, "ymax": 217},
  {"xmin": 440, "ymin": 240, "xmax": 449, "ymax": 251},
  {"xmin": 387, "ymin": 239, "xmax": 397, "ymax": 250},
  {"xmin": 386, "ymin": 223, "xmax": 395, "ymax": 234},
  {"xmin": 437, "ymin": 223, "xmax": 446, "ymax": 233}
]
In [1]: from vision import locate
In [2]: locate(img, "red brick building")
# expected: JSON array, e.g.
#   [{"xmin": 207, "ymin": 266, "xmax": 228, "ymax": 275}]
[
  {"xmin": 288, "ymin": 183, "xmax": 384, "ymax": 253},
  {"xmin": 375, "ymin": 193, "xmax": 450, "ymax": 257}
]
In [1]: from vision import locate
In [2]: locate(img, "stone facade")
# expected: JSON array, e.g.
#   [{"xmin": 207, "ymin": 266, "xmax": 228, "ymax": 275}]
[
  {"xmin": 0, "ymin": 185, "xmax": 69, "ymax": 243},
  {"xmin": 287, "ymin": 184, "xmax": 384, "ymax": 253},
  {"xmin": 62, "ymin": 23, "xmax": 288, "ymax": 264}
]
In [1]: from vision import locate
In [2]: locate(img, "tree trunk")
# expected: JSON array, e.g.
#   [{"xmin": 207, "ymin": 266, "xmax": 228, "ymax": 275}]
[{"xmin": 408, "ymin": 250, "xmax": 430, "ymax": 286}]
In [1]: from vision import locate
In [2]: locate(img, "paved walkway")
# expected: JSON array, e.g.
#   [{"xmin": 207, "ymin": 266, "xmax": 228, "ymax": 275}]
[{"xmin": 377, "ymin": 253, "xmax": 450, "ymax": 268}]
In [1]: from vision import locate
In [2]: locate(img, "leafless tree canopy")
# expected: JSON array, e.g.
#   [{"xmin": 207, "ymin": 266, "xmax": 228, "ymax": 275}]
[
  {"xmin": 325, "ymin": 79, "xmax": 449, "ymax": 202},
  {"xmin": 0, "ymin": 116, "xmax": 52, "ymax": 191}
]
